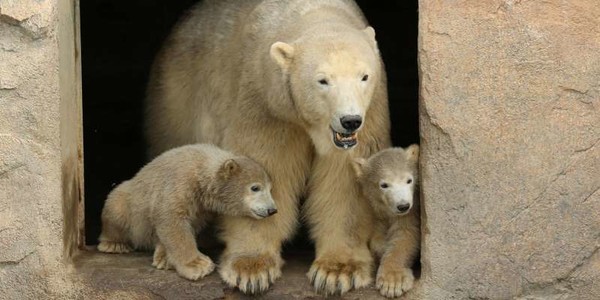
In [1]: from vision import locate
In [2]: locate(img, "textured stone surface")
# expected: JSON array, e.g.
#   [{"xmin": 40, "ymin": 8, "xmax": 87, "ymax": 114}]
[
  {"xmin": 418, "ymin": 0, "xmax": 600, "ymax": 299},
  {"xmin": 73, "ymin": 250, "xmax": 394, "ymax": 300},
  {"xmin": 0, "ymin": 0, "xmax": 82, "ymax": 298}
]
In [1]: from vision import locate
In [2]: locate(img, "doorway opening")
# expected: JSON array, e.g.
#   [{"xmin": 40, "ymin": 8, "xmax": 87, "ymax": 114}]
[{"xmin": 81, "ymin": 0, "xmax": 419, "ymax": 267}]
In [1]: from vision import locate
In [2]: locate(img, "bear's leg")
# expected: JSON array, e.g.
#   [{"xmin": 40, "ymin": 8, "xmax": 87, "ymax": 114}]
[
  {"xmin": 217, "ymin": 175, "xmax": 302, "ymax": 293},
  {"xmin": 376, "ymin": 219, "xmax": 420, "ymax": 298},
  {"xmin": 217, "ymin": 127, "xmax": 309, "ymax": 294},
  {"xmin": 369, "ymin": 220, "xmax": 388, "ymax": 259},
  {"xmin": 304, "ymin": 152, "xmax": 375, "ymax": 295},
  {"xmin": 217, "ymin": 191, "xmax": 294, "ymax": 294},
  {"xmin": 151, "ymin": 242, "xmax": 172, "ymax": 270},
  {"xmin": 97, "ymin": 189, "xmax": 132, "ymax": 253},
  {"xmin": 156, "ymin": 219, "xmax": 215, "ymax": 280}
]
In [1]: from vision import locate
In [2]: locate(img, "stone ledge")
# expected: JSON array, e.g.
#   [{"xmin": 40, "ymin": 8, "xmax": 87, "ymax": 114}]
[{"xmin": 72, "ymin": 249, "xmax": 415, "ymax": 299}]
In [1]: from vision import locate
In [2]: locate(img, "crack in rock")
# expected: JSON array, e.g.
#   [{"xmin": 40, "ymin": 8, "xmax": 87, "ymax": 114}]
[
  {"xmin": 581, "ymin": 187, "xmax": 600, "ymax": 204},
  {"xmin": 420, "ymin": 98, "xmax": 461, "ymax": 159},
  {"xmin": 515, "ymin": 245, "xmax": 600, "ymax": 299},
  {"xmin": 0, "ymin": 249, "xmax": 36, "ymax": 267},
  {"xmin": 0, "ymin": 162, "xmax": 25, "ymax": 178},
  {"xmin": 0, "ymin": 13, "xmax": 48, "ymax": 40},
  {"xmin": 574, "ymin": 138, "xmax": 599, "ymax": 153}
]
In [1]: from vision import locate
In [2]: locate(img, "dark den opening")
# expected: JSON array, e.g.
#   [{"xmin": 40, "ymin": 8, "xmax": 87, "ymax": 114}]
[{"xmin": 81, "ymin": 0, "xmax": 419, "ymax": 247}]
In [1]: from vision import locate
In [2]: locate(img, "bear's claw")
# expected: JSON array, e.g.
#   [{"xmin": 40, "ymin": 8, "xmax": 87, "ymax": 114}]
[
  {"xmin": 308, "ymin": 258, "xmax": 372, "ymax": 296},
  {"xmin": 97, "ymin": 241, "xmax": 132, "ymax": 254},
  {"xmin": 219, "ymin": 253, "xmax": 283, "ymax": 294},
  {"xmin": 376, "ymin": 266, "xmax": 414, "ymax": 298},
  {"xmin": 176, "ymin": 255, "xmax": 215, "ymax": 281},
  {"xmin": 151, "ymin": 244, "xmax": 172, "ymax": 270}
]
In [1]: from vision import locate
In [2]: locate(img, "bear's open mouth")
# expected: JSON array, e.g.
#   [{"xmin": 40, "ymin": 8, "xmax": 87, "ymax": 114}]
[{"xmin": 331, "ymin": 128, "xmax": 358, "ymax": 149}]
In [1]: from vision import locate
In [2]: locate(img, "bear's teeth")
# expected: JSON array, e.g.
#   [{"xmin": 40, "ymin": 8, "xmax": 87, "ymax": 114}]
[{"xmin": 335, "ymin": 131, "xmax": 357, "ymax": 142}]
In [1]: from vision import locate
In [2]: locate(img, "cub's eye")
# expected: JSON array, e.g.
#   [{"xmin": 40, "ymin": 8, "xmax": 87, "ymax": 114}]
[
  {"xmin": 380, "ymin": 182, "xmax": 389, "ymax": 189},
  {"xmin": 251, "ymin": 185, "xmax": 261, "ymax": 192},
  {"xmin": 318, "ymin": 79, "xmax": 329, "ymax": 86},
  {"xmin": 407, "ymin": 179, "xmax": 413, "ymax": 184},
  {"xmin": 361, "ymin": 74, "xmax": 369, "ymax": 82}
]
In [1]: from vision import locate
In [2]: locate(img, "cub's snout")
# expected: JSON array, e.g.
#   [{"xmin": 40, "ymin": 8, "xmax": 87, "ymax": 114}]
[
  {"xmin": 396, "ymin": 202, "xmax": 411, "ymax": 214},
  {"xmin": 247, "ymin": 186, "xmax": 277, "ymax": 220}
]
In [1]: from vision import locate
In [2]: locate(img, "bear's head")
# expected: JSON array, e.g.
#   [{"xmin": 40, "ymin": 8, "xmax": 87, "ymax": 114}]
[
  {"xmin": 210, "ymin": 157, "xmax": 277, "ymax": 220},
  {"xmin": 270, "ymin": 26, "xmax": 380, "ymax": 153},
  {"xmin": 353, "ymin": 145, "xmax": 419, "ymax": 217}
]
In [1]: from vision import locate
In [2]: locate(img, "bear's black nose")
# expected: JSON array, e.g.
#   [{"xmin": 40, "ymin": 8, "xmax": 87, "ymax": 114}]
[
  {"xmin": 340, "ymin": 115, "xmax": 362, "ymax": 131},
  {"xmin": 397, "ymin": 203, "xmax": 410, "ymax": 213},
  {"xmin": 267, "ymin": 208, "xmax": 278, "ymax": 216}
]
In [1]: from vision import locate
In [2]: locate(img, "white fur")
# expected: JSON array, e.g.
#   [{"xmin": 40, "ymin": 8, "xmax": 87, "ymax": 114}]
[
  {"xmin": 354, "ymin": 145, "xmax": 420, "ymax": 298},
  {"xmin": 145, "ymin": 0, "xmax": 391, "ymax": 294}
]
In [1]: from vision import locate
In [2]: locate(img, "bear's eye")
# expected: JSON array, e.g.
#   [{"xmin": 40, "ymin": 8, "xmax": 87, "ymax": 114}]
[
  {"xmin": 362, "ymin": 74, "xmax": 369, "ymax": 82},
  {"xmin": 407, "ymin": 179, "xmax": 413, "ymax": 184},
  {"xmin": 318, "ymin": 79, "xmax": 329, "ymax": 86},
  {"xmin": 380, "ymin": 182, "xmax": 389, "ymax": 189},
  {"xmin": 251, "ymin": 185, "xmax": 261, "ymax": 192}
]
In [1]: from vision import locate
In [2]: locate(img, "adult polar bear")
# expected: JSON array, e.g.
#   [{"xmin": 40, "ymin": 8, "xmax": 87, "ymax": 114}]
[{"xmin": 145, "ymin": 0, "xmax": 391, "ymax": 295}]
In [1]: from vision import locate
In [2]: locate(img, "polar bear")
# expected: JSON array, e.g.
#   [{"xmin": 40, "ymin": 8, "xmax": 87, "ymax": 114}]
[
  {"xmin": 97, "ymin": 144, "xmax": 276, "ymax": 281},
  {"xmin": 145, "ymin": 0, "xmax": 391, "ymax": 294},
  {"xmin": 353, "ymin": 145, "xmax": 420, "ymax": 298}
]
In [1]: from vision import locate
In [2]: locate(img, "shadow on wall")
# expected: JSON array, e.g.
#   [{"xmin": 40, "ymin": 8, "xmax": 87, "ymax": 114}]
[{"xmin": 81, "ymin": 0, "xmax": 418, "ymax": 245}]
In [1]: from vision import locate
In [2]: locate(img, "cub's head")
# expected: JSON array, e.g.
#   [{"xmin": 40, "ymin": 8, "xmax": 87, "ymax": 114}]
[
  {"xmin": 270, "ymin": 26, "xmax": 380, "ymax": 154},
  {"xmin": 212, "ymin": 157, "xmax": 277, "ymax": 220},
  {"xmin": 353, "ymin": 145, "xmax": 419, "ymax": 217}
]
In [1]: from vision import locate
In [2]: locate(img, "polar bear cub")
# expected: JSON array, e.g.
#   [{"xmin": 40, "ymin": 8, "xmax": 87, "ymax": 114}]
[
  {"xmin": 353, "ymin": 145, "xmax": 420, "ymax": 298},
  {"xmin": 97, "ymin": 144, "xmax": 277, "ymax": 280}
]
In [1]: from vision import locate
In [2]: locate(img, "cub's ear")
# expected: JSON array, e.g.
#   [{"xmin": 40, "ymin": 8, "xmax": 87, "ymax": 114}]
[
  {"xmin": 270, "ymin": 42, "xmax": 295, "ymax": 70},
  {"xmin": 218, "ymin": 159, "xmax": 240, "ymax": 180},
  {"xmin": 405, "ymin": 144, "xmax": 420, "ymax": 162},
  {"xmin": 351, "ymin": 157, "xmax": 367, "ymax": 177}
]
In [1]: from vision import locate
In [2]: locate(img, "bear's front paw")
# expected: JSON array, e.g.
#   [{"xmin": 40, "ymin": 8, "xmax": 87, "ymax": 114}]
[
  {"xmin": 376, "ymin": 266, "xmax": 414, "ymax": 298},
  {"xmin": 97, "ymin": 241, "xmax": 132, "ymax": 254},
  {"xmin": 219, "ymin": 253, "xmax": 283, "ymax": 294},
  {"xmin": 151, "ymin": 245, "xmax": 172, "ymax": 270},
  {"xmin": 307, "ymin": 257, "xmax": 373, "ymax": 296},
  {"xmin": 175, "ymin": 254, "xmax": 215, "ymax": 280}
]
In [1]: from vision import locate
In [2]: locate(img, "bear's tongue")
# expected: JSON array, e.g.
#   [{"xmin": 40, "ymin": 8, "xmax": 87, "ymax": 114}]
[{"xmin": 332, "ymin": 130, "xmax": 358, "ymax": 149}]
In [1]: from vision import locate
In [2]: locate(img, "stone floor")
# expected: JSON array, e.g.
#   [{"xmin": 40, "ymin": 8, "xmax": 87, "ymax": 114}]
[{"xmin": 73, "ymin": 249, "xmax": 412, "ymax": 299}]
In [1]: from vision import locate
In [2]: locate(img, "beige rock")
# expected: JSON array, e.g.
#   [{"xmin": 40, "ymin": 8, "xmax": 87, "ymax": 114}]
[
  {"xmin": 0, "ymin": 0, "xmax": 82, "ymax": 298},
  {"xmin": 418, "ymin": 0, "xmax": 600, "ymax": 298}
]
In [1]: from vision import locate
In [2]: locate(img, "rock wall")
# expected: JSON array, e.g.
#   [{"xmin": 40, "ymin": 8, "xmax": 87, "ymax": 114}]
[
  {"xmin": 418, "ymin": 0, "xmax": 600, "ymax": 299},
  {"xmin": 0, "ymin": 0, "xmax": 82, "ymax": 298}
]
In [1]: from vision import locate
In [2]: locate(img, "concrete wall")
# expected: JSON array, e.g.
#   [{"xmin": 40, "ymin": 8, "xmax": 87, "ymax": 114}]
[{"xmin": 418, "ymin": 0, "xmax": 600, "ymax": 299}]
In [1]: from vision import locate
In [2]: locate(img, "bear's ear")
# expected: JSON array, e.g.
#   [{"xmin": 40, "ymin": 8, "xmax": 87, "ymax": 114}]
[
  {"xmin": 270, "ymin": 42, "xmax": 295, "ymax": 70},
  {"xmin": 363, "ymin": 26, "xmax": 378, "ymax": 48},
  {"xmin": 218, "ymin": 159, "xmax": 240, "ymax": 180},
  {"xmin": 351, "ymin": 157, "xmax": 367, "ymax": 177},
  {"xmin": 363, "ymin": 26, "xmax": 376, "ymax": 41},
  {"xmin": 405, "ymin": 144, "xmax": 420, "ymax": 163}
]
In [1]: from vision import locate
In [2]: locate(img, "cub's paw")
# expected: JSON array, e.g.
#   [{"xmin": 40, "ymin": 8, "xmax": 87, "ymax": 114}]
[
  {"xmin": 308, "ymin": 257, "xmax": 373, "ymax": 296},
  {"xmin": 376, "ymin": 266, "xmax": 414, "ymax": 298},
  {"xmin": 151, "ymin": 245, "xmax": 172, "ymax": 270},
  {"xmin": 97, "ymin": 241, "xmax": 132, "ymax": 254},
  {"xmin": 219, "ymin": 253, "xmax": 283, "ymax": 294},
  {"xmin": 176, "ymin": 255, "xmax": 215, "ymax": 280}
]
